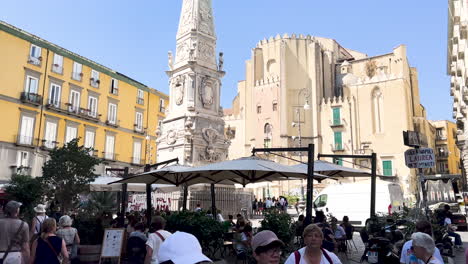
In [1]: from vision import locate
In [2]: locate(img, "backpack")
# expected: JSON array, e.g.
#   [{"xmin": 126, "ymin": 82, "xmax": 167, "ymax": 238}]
[{"xmin": 294, "ymin": 248, "xmax": 333, "ymax": 264}]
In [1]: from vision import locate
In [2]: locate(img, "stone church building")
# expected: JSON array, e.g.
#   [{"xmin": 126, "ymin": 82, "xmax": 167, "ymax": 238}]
[{"xmin": 224, "ymin": 35, "xmax": 435, "ymax": 198}]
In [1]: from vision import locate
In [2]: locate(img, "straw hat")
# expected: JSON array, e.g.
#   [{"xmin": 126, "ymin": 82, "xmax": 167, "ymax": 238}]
[{"xmin": 34, "ymin": 204, "xmax": 46, "ymax": 213}]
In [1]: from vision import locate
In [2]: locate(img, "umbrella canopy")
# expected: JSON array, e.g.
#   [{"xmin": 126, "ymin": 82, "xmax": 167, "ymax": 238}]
[
  {"xmin": 173, "ymin": 156, "xmax": 329, "ymax": 186},
  {"xmin": 91, "ymin": 176, "xmax": 173, "ymax": 192},
  {"xmin": 109, "ymin": 156, "xmax": 329, "ymax": 187},
  {"xmin": 293, "ymin": 160, "xmax": 370, "ymax": 177}
]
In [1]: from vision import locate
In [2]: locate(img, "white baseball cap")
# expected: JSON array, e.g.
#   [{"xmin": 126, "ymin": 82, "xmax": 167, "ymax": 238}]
[{"xmin": 158, "ymin": 231, "xmax": 212, "ymax": 264}]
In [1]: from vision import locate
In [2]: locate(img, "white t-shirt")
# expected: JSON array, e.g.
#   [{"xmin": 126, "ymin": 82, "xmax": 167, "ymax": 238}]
[
  {"xmin": 285, "ymin": 247, "xmax": 342, "ymax": 264},
  {"xmin": 399, "ymin": 240, "xmax": 443, "ymax": 264},
  {"xmin": 146, "ymin": 230, "xmax": 172, "ymax": 264}
]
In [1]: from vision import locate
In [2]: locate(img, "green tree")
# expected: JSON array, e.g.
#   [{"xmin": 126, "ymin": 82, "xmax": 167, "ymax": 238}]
[
  {"xmin": 42, "ymin": 138, "xmax": 101, "ymax": 213},
  {"xmin": 5, "ymin": 174, "xmax": 44, "ymax": 221}
]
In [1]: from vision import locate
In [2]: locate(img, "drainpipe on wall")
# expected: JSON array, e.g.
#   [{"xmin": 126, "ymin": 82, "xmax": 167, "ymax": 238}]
[
  {"xmin": 37, "ymin": 49, "xmax": 50, "ymax": 148},
  {"xmin": 349, "ymin": 97, "xmax": 355, "ymax": 168}
]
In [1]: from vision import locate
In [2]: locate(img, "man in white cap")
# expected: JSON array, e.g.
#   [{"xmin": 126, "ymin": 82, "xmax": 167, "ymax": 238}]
[
  {"xmin": 30, "ymin": 204, "xmax": 48, "ymax": 239},
  {"xmin": 0, "ymin": 200, "xmax": 30, "ymax": 264},
  {"xmin": 251, "ymin": 230, "xmax": 284, "ymax": 264},
  {"xmin": 158, "ymin": 231, "xmax": 212, "ymax": 264}
]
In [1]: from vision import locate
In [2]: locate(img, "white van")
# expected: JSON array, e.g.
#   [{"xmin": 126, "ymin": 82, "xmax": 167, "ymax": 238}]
[{"xmin": 313, "ymin": 181, "xmax": 404, "ymax": 227}]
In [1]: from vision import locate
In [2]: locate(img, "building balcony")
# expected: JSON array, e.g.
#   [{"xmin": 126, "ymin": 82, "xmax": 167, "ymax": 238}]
[
  {"xmin": 331, "ymin": 143, "xmax": 345, "ymax": 152},
  {"xmin": 15, "ymin": 135, "xmax": 36, "ymax": 147},
  {"xmin": 51, "ymin": 64, "xmax": 63, "ymax": 74},
  {"xmin": 329, "ymin": 118, "xmax": 346, "ymax": 128},
  {"xmin": 436, "ymin": 152, "xmax": 449, "ymax": 159},
  {"xmin": 41, "ymin": 139, "xmax": 59, "ymax": 150},
  {"xmin": 90, "ymin": 78, "xmax": 100, "ymax": 88},
  {"xmin": 436, "ymin": 136, "xmax": 447, "ymax": 141},
  {"xmin": 131, "ymin": 157, "xmax": 145, "ymax": 166},
  {"xmin": 137, "ymin": 98, "xmax": 144, "ymax": 105},
  {"xmin": 20, "ymin": 92, "xmax": 43, "ymax": 106},
  {"xmin": 27, "ymin": 55, "xmax": 42, "ymax": 66},
  {"xmin": 71, "ymin": 72, "xmax": 83, "ymax": 82},
  {"xmin": 45, "ymin": 101, "xmax": 100, "ymax": 122},
  {"xmin": 437, "ymin": 170, "xmax": 450, "ymax": 175},
  {"xmin": 102, "ymin": 152, "xmax": 118, "ymax": 161},
  {"xmin": 110, "ymin": 87, "xmax": 119, "ymax": 95},
  {"xmin": 134, "ymin": 125, "xmax": 145, "ymax": 135},
  {"xmin": 105, "ymin": 119, "xmax": 120, "ymax": 128}
]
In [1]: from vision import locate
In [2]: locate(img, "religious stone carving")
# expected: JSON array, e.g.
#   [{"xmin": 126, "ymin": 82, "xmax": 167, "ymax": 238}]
[
  {"xmin": 176, "ymin": 41, "xmax": 190, "ymax": 63},
  {"xmin": 198, "ymin": 41, "xmax": 215, "ymax": 63},
  {"xmin": 168, "ymin": 51, "xmax": 174, "ymax": 70},
  {"xmin": 200, "ymin": 77, "xmax": 214, "ymax": 107},
  {"xmin": 178, "ymin": 0, "xmax": 194, "ymax": 36},
  {"xmin": 218, "ymin": 52, "xmax": 224, "ymax": 71},
  {"xmin": 198, "ymin": 0, "xmax": 214, "ymax": 36},
  {"xmin": 366, "ymin": 60, "xmax": 377, "ymax": 79},
  {"xmin": 200, "ymin": 127, "xmax": 221, "ymax": 162},
  {"xmin": 166, "ymin": 130, "xmax": 177, "ymax": 145},
  {"xmin": 172, "ymin": 75, "xmax": 186, "ymax": 105}
]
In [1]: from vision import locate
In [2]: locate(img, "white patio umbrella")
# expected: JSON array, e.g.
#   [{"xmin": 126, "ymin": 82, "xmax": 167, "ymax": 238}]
[
  {"xmin": 90, "ymin": 176, "xmax": 174, "ymax": 192},
  {"xmin": 292, "ymin": 160, "xmax": 370, "ymax": 178}
]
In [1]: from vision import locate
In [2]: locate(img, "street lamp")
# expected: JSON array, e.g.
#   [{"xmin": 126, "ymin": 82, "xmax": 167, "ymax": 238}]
[{"xmin": 292, "ymin": 88, "xmax": 311, "ymax": 200}]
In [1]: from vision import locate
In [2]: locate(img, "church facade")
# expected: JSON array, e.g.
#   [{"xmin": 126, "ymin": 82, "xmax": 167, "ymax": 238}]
[{"xmin": 224, "ymin": 35, "xmax": 435, "ymax": 198}]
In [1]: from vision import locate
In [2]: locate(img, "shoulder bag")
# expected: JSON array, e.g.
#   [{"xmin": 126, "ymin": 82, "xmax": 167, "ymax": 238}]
[{"xmin": 0, "ymin": 221, "xmax": 25, "ymax": 264}]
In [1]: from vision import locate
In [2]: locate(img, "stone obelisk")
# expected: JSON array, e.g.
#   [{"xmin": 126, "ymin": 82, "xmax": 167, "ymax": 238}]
[{"xmin": 156, "ymin": 0, "xmax": 229, "ymax": 166}]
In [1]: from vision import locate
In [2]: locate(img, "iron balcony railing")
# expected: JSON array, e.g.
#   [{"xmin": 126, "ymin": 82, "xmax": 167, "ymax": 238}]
[
  {"xmin": 45, "ymin": 101, "xmax": 100, "ymax": 122},
  {"xmin": 90, "ymin": 78, "xmax": 100, "ymax": 88},
  {"xmin": 131, "ymin": 157, "xmax": 145, "ymax": 165},
  {"xmin": 15, "ymin": 135, "xmax": 36, "ymax": 146},
  {"xmin": 102, "ymin": 152, "xmax": 118, "ymax": 161},
  {"xmin": 52, "ymin": 64, "xmax": 63, "ymax": 74},
  {"xmin": 27, "ymin": 55, "xmax": 41, "ymax": 66},
  {"xmin": 20, "ymin": 92, "xmax": 43, "ymax": 105},
  {"xmin": 71, "ymin": 72, "xmax": 83, "ymax": 81},
  {"xmin": 41, "ymin": 139, "xmax": 59, "ymax": 150},
  {"xmin": 137, "ymin": 98, "xmax": 144, "ymax": 105},
  {"xmin": 105, "ymin": 119, "xmax": 120, "ymax": 128}
]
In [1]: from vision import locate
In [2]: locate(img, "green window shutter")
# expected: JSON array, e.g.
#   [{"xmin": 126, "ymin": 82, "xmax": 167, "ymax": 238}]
[
  {"xmin": 333, "ymin": 108, "xmax": 341, "ymax": 125},
  {"xmin": 333, "ymin": 158, "xmax": 343, "ymax": 166},
  {"xmin": 334, "ymin": 132, "xmax": 342, "ymax": 150},
  {"xmin": 383, "ymin": 161, "xmax": 392, "ymax": 176}
]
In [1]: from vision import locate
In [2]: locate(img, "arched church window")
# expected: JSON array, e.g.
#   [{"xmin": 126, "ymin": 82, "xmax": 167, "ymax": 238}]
[
  {"xmin": 372, "ymin": 87, "xmax": 384, "ymax": 133},
  {"xmin": 264, "ymin": 123, "xmax": 272, "ymax": 148}
]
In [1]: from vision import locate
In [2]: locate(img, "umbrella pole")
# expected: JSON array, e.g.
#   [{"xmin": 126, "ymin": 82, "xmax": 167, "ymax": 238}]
[
  {"xmin": 305, "ymin": 144, "xmax": 315, "ymax": 225},
  {"xmin": 211, "ymin": 184, "xmax": 216, "ymax": 218},
  {"xmin": 144, "ymin": 165, "xmax": 152, "ymax": 227},
  {"xmin": 370, "ymin": 153, "xmax": 377, "ymax": 218},
  {"xmin": 121, "ymin": 167, "xmax": 129, "ymax": 223},
  {"xmin": 183, "ymin": 184, "xmax": 188, "ymax": 211}
]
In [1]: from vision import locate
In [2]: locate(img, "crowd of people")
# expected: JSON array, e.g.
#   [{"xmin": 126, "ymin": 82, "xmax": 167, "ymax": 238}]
[
  {"xmin": 2, "ymin": 198, "xmax": 468, "ymax": 264},
  {"xmin": 252, "ymin": 196, "xmax": 289, "ymax": 215}
]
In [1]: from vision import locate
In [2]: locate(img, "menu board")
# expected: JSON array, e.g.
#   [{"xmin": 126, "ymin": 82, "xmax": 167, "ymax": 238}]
[{"xmin": 101, "ymin": 228, "xmax": 125, "ymax": 258}]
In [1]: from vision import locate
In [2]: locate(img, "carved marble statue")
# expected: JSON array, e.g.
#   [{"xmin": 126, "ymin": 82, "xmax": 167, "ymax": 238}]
[
  {"xmin": 172, "ymin": 75, "xmax": 185, "ymax": 105},
  {"xmin": 218, "ymin": 52, "xmax": 224, "ymax": 71},
  {"xmin": 168, "ymin": 51, "xmax": 174, "ymax": 70},
  {"xmin": 200, "ymin": 77, "xmax": 214, "ymax": 107}
]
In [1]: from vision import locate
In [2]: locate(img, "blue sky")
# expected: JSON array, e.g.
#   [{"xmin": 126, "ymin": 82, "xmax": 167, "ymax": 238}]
[{"xmin": 1, "ymin": 1, "xmax": 450, "ymax": 120}]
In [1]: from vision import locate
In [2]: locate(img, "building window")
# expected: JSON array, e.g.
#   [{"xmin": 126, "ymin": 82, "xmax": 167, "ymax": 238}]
[
  {"xmin": 264, "ymin": 139, "xmax": 272, "ymax": 148},
  {"xmin": 372, "ymin": 88, "xmax": 384, "ymax": 133},
  {"xmin": 107, "ymin": 103, "xmax": 117, "ymax": 125},
  {"xmin": 48, "ymin": 83, "xmax": 61, "ymax": 107},
  {"xmin": 272, "ymin": 102, "xmax": 278, "ymax": 111},
  {"xmin": 132, "ymin": 141, "xmax": 142, "ymax": 164},
  {"xmin": 105, "ymin": 134, "xmax": 115, "ymax": 160},
  {"xmin": 88, "ymin": 96, "xmax": 98, "ymax": 118},
  {"xmin": 333, "ymin": 158, "xmax": 343, "ymax": 166},
  {"xmin": 436, "ymin": 128, "xmax": 444, "ymax": 140},
  {"xmin": 28, "ymin": 44, "xmax": 41, "ymax": 65},
  {"xmin": 65, "ymin": 126, "xmax": 77, "ymax": 144},
  {"xmin": 159, "ymin": 99, "xmax": 165, "ymax": 112},
  {"xmin": 52, "ymin": 54, "xmax": 63, "ymax": 74},
  {"xmin": 264, "ymin": 123, "xmax": 272, "ymax": 148},
  {"xmin": 90, "ymin": 70, "xmax": 100, "ymax": 88},
  {"xmin": 72, "ymin": 62, "xmax": 83, "ymax": 81},
  {"xmin": 332, "ymin": 108, "xmax": 341, "ymax": 125},
  {"xmin": 16, "ymin": 151, "xmax": 29, "ymax": 168},
  {"xmin": 25, "ymin": 76, "xmax": 39, "ymax": 94},
  {"xmin": 382, "ymin": 160, "xmax": 393, "ymax": 176},
  {"xmin": 437, "ymin": 162, "xmax": 448, "ymax": 173},
  {"xmin": 110, "ymin": 78, "xmax": 119, "ymax": 95},
  {"xmin": 137, "ymin": 89, "xmax": 144, "ymax": 105},
  {"xmin": 19, "ymin": 115, "xmax": 35, "ymax": 145},
  {"xmin": 68, "ymin": 90, "xmax": 81, "ymax": 114},
  {"xmin": 84, "ymin": 130, "xmax": 95, "ymax": 155},
  {"xmin": 135, "ymin": 112, "xmax": 143, "ymax": 132},
  {"xmin": 334, "ymin": 131, "xmax": 343, "ymax": 150},
  {"xmin": 257, "ymin": 105, "xmax": 262, "ymax": 114},
  {"xmin": 43, "ymin": 121, "xmax": 58, "ymax": 149}
]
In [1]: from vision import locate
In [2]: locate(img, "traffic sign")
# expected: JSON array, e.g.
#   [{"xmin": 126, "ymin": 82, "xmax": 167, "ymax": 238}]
[{"xmin": 404, "ymin": 148, "xmax": 435, "ymax": 169}]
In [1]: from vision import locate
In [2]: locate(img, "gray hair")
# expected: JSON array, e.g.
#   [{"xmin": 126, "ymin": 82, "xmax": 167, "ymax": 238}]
[
  {"xmin": 412, "ymin": 232, "xmax": 435, "ymax": 255},
  {"xmin": 58, "ymin": 215, "xmax": 73, "ymax": 227}
]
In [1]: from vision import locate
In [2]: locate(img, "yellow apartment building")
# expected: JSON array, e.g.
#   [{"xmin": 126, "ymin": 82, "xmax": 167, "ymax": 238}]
[
  {"xmin": 0, "ymin": 21, "xmax": 168, "ymax": 181},
  {"xmin": 430, "ymin": 120, "xmax": 462, "ymax": 175}
]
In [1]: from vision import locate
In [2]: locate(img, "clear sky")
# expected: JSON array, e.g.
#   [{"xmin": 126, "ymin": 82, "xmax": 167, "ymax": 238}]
[{"xmin": 1, "ymin": 1, "xmax": 450, "ymax": 121}]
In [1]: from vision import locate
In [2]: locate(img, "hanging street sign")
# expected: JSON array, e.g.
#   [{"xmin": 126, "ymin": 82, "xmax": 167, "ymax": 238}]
[{"xmin": 404, "ymin": 148, "xmax": 435, "ymax": 169}]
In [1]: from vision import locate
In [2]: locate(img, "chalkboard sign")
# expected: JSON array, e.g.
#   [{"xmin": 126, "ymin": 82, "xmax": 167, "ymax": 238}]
[{"xmin": 100, "ymin": 228, "xmax": 125, "ymax": 262}]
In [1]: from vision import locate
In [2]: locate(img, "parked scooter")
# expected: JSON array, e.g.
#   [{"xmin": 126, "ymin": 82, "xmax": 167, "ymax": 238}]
[{"xmin": 435, "ymin": 229, "xmax": 455, "ymax": 264}]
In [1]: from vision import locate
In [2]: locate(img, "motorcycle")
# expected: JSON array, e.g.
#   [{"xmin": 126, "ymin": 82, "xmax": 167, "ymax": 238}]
[{"xmin": 435, "ymin": 229, "xmax": 455, "ymax": 264}]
